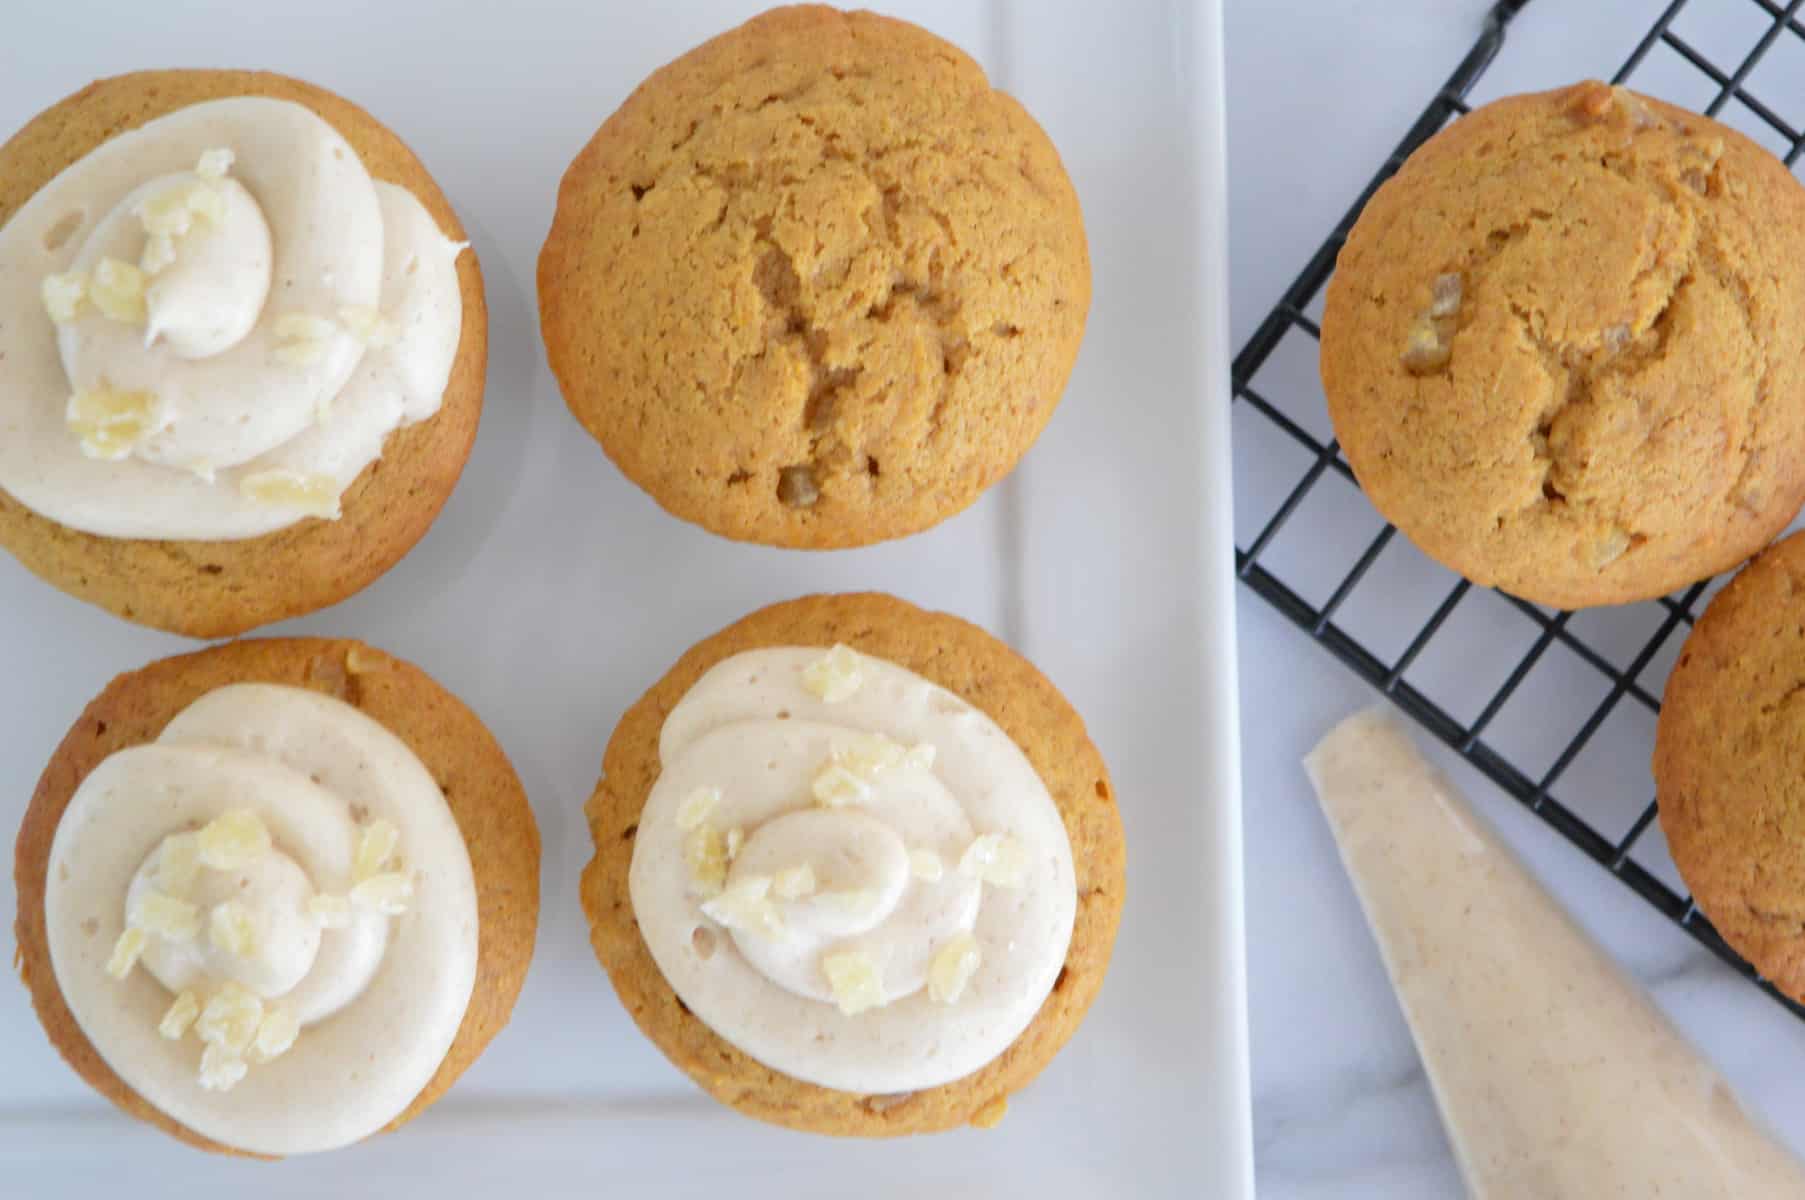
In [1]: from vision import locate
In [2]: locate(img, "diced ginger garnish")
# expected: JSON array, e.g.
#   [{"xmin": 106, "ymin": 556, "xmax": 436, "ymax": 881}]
[
  {"xmin": 209, "ymin": 899, "xmax": 259, "ymax": 960},
  {"xmin": 682, "ymin": 825, "xmax": 730, "ymax": 898},
  {"xmin": 197, "ymin": 808, "xmax": 272, "ymax": 871},
  {"xmin": 822, "ymin": 948, "xmax": 885, "ymax": 1015},
  {"xmin": 41, "ymin": 271, "xmax": 86, "ymax": 323},
  {"xmin": 338, "ymin": 304, "xmax": 400, "ymax": 349},
  {"xmin": 131, "ymin": 889, "xmax": 201, "ymax": 942},
  {"xmin": 908, "ymin": 848, "xmax": 944, "ymax": 883},
  {"xmin": 138, "ymin": 178, "xmax": 226, "ymax": 241},
  {"xmin": 198, "ymin": 1042, "xmax": 248, "ymax": 1092},
  {"xmin": 272, "ymin": 312, "xmax": 336, "ymax": 366},
  {"xmin": 351, "ymin": 871, "xmax": 414, "ymax": 915},
  {"xmin": 250, "ymin": 1007, "xmax": 299, "ymax": 1063},
  {"xmin": 837, "ymin": 733, "xmax": 905, "ymax": 777},
  {"xmin": 353, "ymin": 818, "xmax": 400, "ymax": 882},
  {"xmin": 700, "ymin": 874, "xmax": 785, "ymax": 940},
  {"xmin": 958, "ymin": 833, "xmax": 1029, "ymax": 889},
  {"xmin": 105, "ymin": 927, "xmax": 147, "ymax": 980},
  {"xmin": 815, "ymin": 733, "xmax": 935, "ymax": 809},
  {"xmin": 928, "ymin": 932, "xmax": 982, "ymax": 1004},
  {"xmin": 185, "ymin": 185, "xmax": 225, "ymax": 227},
  {"xmin": 138, "ymin": 187, "xmax": 197, "ymax": 238},
  {"xmin": 308, "ymin": 892, "xmax": 353, "ymax": 929},
  {"xmin": 140, "ymin": 232, "xmax": 177, "ymax": 275},
  {"xmin": 196, "ymin": 981, "xmax": 263, "ymax": 1053},
  {"xmin": 159, "ymin": 990, "xmax": 201, "ymax": 1040},
  {"xmin": 136, "ymin": 192, "xmax": 186, "ymax": 238},
  {"xmin": 89, "ymin": 257, "xmax": 147, "ymax": 323},
  {"xmin": 195, "ymin": 148, "xmax": 235, "ymax": 180},
  {"xmin": 66, "ymin": 387, "xmax": 161, "ymax": 461},
  {"xmin": 773, "ymin": 863, "xmax": 817, "ymax": 900},
  {"xmin": 239, "ymin": 469, "xmax": 344, "ymax": 520},
  {"xmin": 675, "ymin": 787, "xmax": 720, "ymax": 833},
  {"xmin": 812, "ymin": 764, "xmax": 870, "ymax": 808},
  {"xmin": 801, "ymin": 644, "xmax": 862, "ymax": 702}
]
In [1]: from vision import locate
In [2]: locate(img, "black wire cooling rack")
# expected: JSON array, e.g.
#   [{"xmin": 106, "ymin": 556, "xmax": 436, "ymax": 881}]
[{"xmin": 1231, "ymin": 0, "xmax": 1805, "ymax": 1019}]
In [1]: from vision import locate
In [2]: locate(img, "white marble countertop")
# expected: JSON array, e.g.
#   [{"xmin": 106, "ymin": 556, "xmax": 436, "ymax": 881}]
[{"xmin": 1226, "ymin": 1, "xmax": 1805, "ymax": 1195}]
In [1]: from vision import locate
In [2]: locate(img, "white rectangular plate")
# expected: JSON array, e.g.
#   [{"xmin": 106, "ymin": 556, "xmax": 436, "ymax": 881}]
[{"xmin": 0, "ymin": 2, "xmax": 1250, "ymax": 1195}]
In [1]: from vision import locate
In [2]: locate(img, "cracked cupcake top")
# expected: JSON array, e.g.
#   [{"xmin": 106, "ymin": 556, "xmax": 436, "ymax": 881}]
[
  {"xmin": 538, "ymin": 4, "xmax": 1090, "ymax": 548},
  {"xmin": 1322, "ymin": 79, "xmax": 1805, "ymax": 609}
]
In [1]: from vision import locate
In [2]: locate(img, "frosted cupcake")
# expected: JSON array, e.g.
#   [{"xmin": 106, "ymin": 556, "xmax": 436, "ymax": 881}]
[
  {"xmin": 0, "ymin": 71, "xmax": 485, "ymax": 636},
  {"xmin": 581, "ymin": 593, "xmax": 1125, "ymax": 1134},
  {"xmin": 13, "ymin": 639, "xmax": 538, "ymax": 1157}
]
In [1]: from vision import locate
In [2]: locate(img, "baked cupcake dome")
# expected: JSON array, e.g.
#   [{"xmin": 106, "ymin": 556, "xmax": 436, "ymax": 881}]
[
  {"xmin": 13, "ymin": 638, "xmax": 539, "ymax": 1157},
  {"xmin": 539, "ymin": 5, "xmax": 1090, "ymax": 549},
  {"xmin": 1321, "ymin": 80, "xmax": 1805, "ymax": 610},
  {"xmin": 581, "ymin": 592, "xmax": 1124, "ymax": 1135},
  {"xmin": 1655, "ymin": 531, "xmax": 1805, "ymax": 1004},
  {"xmin": 0, "ymin": 70, "xmax": 487, "ymax": 637}
]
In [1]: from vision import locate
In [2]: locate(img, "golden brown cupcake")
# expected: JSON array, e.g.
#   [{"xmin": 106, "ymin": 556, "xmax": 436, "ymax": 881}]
[
  {"xmin": 539, "ymin": 6, "xmax": 1090, "ymax": 549},
  {"xmin": 581, "ymin": 593, "xmax": 1124, "ymax": 1135},
  {"xmin": 0, "ymin": 70, "xmax": 487, "ymax": 637},
  {"xmin": 14, "ymin": 638, "xmax": 539, "ymax": 1157},
  {"xmin": 1321, "ymin": 80, "xmax": 1805, "ymax": 609},
  {"xmin": 1655, "ymin": 530, "xmax": 1805, "ymax": 1003}
]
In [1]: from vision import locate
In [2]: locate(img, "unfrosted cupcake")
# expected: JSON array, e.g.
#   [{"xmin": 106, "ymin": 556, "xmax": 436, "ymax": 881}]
[
  {"xmin": 1655, "ymin": 530, "xmax": 1805, "ymax": 1004},
  {"xmin": 1321, "ymin": 80, "xmax": 1805, "ymax": 609},
  {"xmin": 0, "ymin": 70, "xmax": 486, "ymax": 636},
  {"xmin": 540, "ymin": 6, "xmax": 1090, "ymax": 548},
  {"xmin": 581, "ymin": 593, "xmax": 1124, "ymax": 1134},
  {"xmin": 13, "ymin": 638, "xmax": 538, "ymax": 1157}
]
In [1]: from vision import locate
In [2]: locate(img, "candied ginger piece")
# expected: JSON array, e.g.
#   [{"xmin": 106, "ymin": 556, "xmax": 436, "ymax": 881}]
[
  {"xmin": 802, "ymin": 644, "xmax": 862, "ymax": 702},
  {"xmin": 197, "ymin": 808, "xmax": 272, "ymax": 871},
  {"xmin": 822, "ymin": 948, "xmax": 885, "ymax": 1015},
  {"xmin": 959, "ymin": 833, "xmax": 1029, "ymax": 889},
  {"xmin": 928, "ymin": 933, "xmax": 982, "ymax": 1004},
  {"xmin": 159, "ymin": 990, "xmax": 201, "ymax": 1040}
]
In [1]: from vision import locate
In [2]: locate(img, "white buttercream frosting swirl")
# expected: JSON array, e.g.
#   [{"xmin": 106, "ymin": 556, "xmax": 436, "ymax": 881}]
[
  {"xmin": 631, "ymin": 646, "xmax": 1076, "ymax": 1094},
  {"xmin": 0, "ymin": 96, "xmax": 465, "ymax": 540},
  {"xmin": 44, "ymin": 684, "xmax": 478, "ymax": 1155}
]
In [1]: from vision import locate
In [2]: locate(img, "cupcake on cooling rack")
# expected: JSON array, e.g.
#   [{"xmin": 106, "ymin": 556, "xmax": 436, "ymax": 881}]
[
  {"xmin": 13, "ymin": 639, "xmax": 538, "ymax": 1157},
  {"xmin": 580, "ymin": 593, "xmax": 1124, "ymax": 1134},
  {"xmin": 1655, "ymin": 530, "xmax": 1805, "ymax": 1006},
  {"xmin": 0, "ymin": 70, "xmax": 486, "ymax": 636},
  {"xmin": 1321, "ymin": 80, "xmax": 1805, "ymax": 609},
  {"xmin": 540, "ymin": 5, "xmax": 1090, "ymax": 548}
]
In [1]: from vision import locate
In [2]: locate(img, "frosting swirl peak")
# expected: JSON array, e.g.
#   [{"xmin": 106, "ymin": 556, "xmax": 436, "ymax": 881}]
[
  {"xmin": 0, "ymin": 96, "xmax": 465, "ymax": 540},
  {"xmin": 632, "ymin": 646, "xmax": 1076, "ymax": 1094},
  {"xmin": 44, "ymin": 683, "xmax": 478, "ymax": 1155}
]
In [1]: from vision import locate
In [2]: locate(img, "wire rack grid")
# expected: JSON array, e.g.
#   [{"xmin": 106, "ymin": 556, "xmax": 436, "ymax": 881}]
[{"xmin": 1231, "ymin": 0, "xmax": 1805, "ymax": 1020}]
